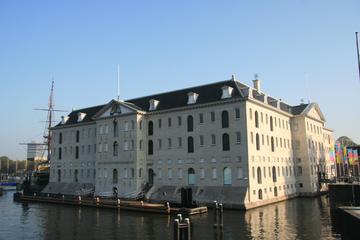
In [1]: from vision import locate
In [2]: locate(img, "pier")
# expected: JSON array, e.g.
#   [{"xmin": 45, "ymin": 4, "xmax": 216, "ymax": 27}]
[{"xmin": 14, "ymin": 193, "xmax": 208, "ymax": 216}]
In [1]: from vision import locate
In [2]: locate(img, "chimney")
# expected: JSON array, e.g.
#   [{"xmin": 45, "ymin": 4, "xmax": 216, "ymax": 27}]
[
  {"xmin": 61, "ymin": 116, "xmax": 69, "ymax": 124},
  {"xmin": 253, "ymin": 78, "xmax": 261, "ymax": 93}
]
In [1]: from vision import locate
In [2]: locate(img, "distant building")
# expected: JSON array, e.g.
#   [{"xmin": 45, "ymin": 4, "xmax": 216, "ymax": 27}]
[{"xmin": 45, "ymin": 77, "xmax": 335, "ymax": 209}]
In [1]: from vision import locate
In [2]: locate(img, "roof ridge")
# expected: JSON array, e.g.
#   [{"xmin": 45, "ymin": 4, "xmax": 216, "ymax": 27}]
[{"xmin": 126, "ymin": 79, "xmax": 234, "ymax": 101}]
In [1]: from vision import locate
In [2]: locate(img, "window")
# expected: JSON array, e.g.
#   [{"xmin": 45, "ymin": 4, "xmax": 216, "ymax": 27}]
[
  {"xmin": 148, "ymin": 121, "xmax": 153, "ymax": 136},
  {"xmin": 199, "ymin": 113, "xmax": 204, "ymax": 124},
  {"xmin": 76, "ymin": 130, "xmax": 80, "ymax": 142},
  {"xmin": 188, "ymin": 168, "xmax": 196, "ymax": 185},
  {"xmin": 108, "ymin": 122, "xmax": 115, "ymax": 137},
  {"xmin": 59, "ymin": 133, "xmax": 62, "ymax": 144},
  {"xmin": 211, "ymin": 134, "xmax": 216, "ymax": 145},
  {"xmin": 139, "ymin": 120, "xmax": 142, "ymax": 130},
  {"xmin": 221, "ymin": 111, "xmax": 229, "ymax": 128},
  {"xmin": 255, "ymin": 111, "xmax": 259, "ymax": 128},
  {"xmin": 168, "ymin": 118, "xmax": 172, "ymax": 127},
  {"xmin": 235, "ymin": 108, "xmax": 240, "ymax": 119},
  {"xmin": 298, "ymin": 166, "xmax": 303, "ymax": 176},
  {"xmin": 222, "ymin": 133, "xmax": 230, "ymax": 151},
  {"xmin": 237, "ymin": 167, "xmax": 243, "ymax": 179},
  {"xmin": 113, "ymin": 141, "xmax": 118, "ymax": 156},
  {"xmin": 124, "ymin": 141, "xmax": 128, "ymax": 151},
  {"xmin": 187, "ymin": 136, "xmax": 194, "ymax": 153},
  {"xmin": 178, "ymin": 168, "xmax": 183, "ymax": 179},
  {"xmin": 211, "ymin": 112, "xmax": 215, "ymax": 122},
  {"xmin": 270, "ymin": 116, "xmax": 274, "ymax": 131},
  {"xmin": 158, "ymin": 119, "xmax": 162, "ymax": 128},
  {"xmin": 223, "ymin": 167, "xmax": 232, "ymax": 185},
  {"xmin": 158, "ymin": 139, "xmax": 162, "ymax": 149},
  {"xmin": 256, "ymin": 133, "xmax": 260, "ymax": 150},
  {"xmin": 113, "ymin": 169, "xmax": 118, "ymax": 184},
  {"xmin": 199, "ymin": 135, "xmax": 204, "ymax": 146},
  {"xmin": 139, "ymin": 140, "xmax": 143, "ymax": 150},
  {"xmin": 58, "ymin": 147, "xmax": 62, "ymax": 160},
  {"xmin": 168, "ymin": 138, "xmax": 172, "ymax": 148},
  {"xmin": 178, "ymin": 116, "xmax": 182, "ymax": 126},
  {"xmin": 75, "ymin": 146, "xmax": 79, "ymax": 159},
  {"xmin": 258, "ymin": 189, "xmax": 263, "ymax": 200},
  {"xmin": 271, "ymin": 137, "xmax": 275, "ymax": 152},
  {"xmin": 187, "ymin": 115, "xmax": 194, "ymax": 132},
  {"xmin": 249, "ymin": 108, "xmax": 252, "ymax": 120},
  {"xmin": 274, "ymin": 187, "xmax": 278, "ymax": 197},
  {"xmin": 212, "ymin": 168, "xmax": 217, "ymax": 179},
  {"xmin": 200, "ymin": 168, "xmax": 205, "ymax": 179},
  {"xmin": 148, "ymin": 140, "xmax": 153, "ymax": 155},
  {"xmin": 236, "ymin": 132, "xmax": 241, "ymax": 144},
  {"xmin": 257, "ymin": 167, "xmax": 262, "ymax": 184},
  {"xmin": 178, "ymin": 137, "xmax": 182, "ymax": 148},
  {"xmin": 168, "ymin": 168, "xmax": 173, "ymax": 179}
]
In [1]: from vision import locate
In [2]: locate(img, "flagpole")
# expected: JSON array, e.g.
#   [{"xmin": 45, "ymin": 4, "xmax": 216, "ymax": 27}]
[{"xmin": 356, "ymin": 32, "xmax": 360, "ymax": 82}]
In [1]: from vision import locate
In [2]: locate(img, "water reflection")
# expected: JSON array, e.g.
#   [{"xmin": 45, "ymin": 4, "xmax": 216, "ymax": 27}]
[{"xmin": 0, "ymin": 192, "xmax": 342, "ymax": 240}]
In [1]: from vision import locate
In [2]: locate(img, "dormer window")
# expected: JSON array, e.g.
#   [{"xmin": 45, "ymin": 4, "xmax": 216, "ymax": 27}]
[
  {"xmin": 149, "ymin": 99, "xmax": 160, "ymax": 111},
  {"xmin": 221, "ymin": 85, "xmax": 233, "ymax": 99},
  {"xmin": 77, "ymin": 112, "xmax": 86, "ymax": 122},
  {"xmin": 187, "ymin": 92, "xmax": 199, "ymax": 105},
  {"xmin": 61, "ymin": 116, "xmax": 69, "ymax": 124}
]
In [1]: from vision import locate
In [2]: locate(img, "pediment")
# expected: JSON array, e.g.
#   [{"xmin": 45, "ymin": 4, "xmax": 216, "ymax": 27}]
[
  {"xmin": 303, "ymin": 103, "xmax": 326, "ymax": 122},
  {"xmin": 93, "ymin": 100, "xmax": 138, "ymax": 119}
]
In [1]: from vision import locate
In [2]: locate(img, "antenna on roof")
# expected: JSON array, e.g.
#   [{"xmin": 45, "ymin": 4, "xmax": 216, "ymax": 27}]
[
  {"xmin": 231, "ymin": 74, "xmax": 236, "ymax": 81},
  {"xmin": 117, "ymin": 64, "xmax": 120, "ymax": 101}
]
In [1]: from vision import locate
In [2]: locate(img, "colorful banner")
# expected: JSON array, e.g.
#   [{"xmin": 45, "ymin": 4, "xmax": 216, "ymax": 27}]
[
  {"xmin": 348, "ymin": 149, "xmax": 354, "ymax": 165},
  {"xmin": 335, "ymin": 143, "xmax": 342, "ymax": 164},
  {"xmin": 354, "ymin": 149, "xmax": 359, "ymax": 164},
  {"xmin": 343, "ymin": 146, "xmax": 348, "ymax": 164},
  {"xmin": 329, "ymin": 146, "xmax": 335, "ymax": 162}
]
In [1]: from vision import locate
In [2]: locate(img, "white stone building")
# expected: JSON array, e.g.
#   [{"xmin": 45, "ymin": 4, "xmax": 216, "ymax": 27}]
[{"xmin": 45, "ymin": 77, "xmax": 335, "ymax": 209}]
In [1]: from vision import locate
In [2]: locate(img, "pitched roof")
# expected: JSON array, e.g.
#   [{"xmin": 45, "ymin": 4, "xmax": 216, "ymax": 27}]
[
  {"xmin": 55, "ymin": 104, "xmax": 105, "ymax": 127},
  {"xmin": 126, "ymin": 79, "xmax": 243, "ymax": 112},
  {"xmin": 290, "ymin": 104, "xmax": 308, "ymax": 115}
]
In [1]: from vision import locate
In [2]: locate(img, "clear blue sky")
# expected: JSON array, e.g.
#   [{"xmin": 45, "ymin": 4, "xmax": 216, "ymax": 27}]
[{"xmin": 0, "ymin": 0, "xmax": 359, "ymax": 160}]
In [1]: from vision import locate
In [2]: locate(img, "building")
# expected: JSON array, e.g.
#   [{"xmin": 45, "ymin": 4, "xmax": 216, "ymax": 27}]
[{"xmin": 45, "ymin": 76, "xmax": 335, "ymax": 209}]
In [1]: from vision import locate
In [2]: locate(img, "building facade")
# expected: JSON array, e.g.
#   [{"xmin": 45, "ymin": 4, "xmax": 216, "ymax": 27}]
[{"xmin": 46, "ymin": 77, "xmax": 334, "ymax": 209}]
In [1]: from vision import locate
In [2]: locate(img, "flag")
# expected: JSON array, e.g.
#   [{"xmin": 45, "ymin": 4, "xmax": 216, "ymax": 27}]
[
  {"xmin": 348, "ymin": 149, "xmax": 354, "ymax": 165},
  {"xmin": 335, "ymin": 143, "xmax": 342, "ymax": 164},
  {"xmin": 343, "ymin": 146, "xmax": 348, "ymax": 164}
]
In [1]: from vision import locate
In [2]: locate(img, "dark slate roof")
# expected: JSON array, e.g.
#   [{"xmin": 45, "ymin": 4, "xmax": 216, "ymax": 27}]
[
  {"xmin": 290, "ymin": 104, "xmax": 308, "ymax": 115},
  {"xmin": 126, "ymin": 80, "xmax": 243, "ymax": 112},
  {"xmin": 55, "ymin": 104, "xmax": 105, "ymax": 127}
]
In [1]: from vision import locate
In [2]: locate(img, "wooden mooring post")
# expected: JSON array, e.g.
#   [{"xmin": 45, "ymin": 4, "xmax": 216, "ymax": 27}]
[
  {"xmin": 213, "ymin": 201, "xmax": 224, "ymax": 240},
  {"xmin": 173, "ymin": 213, "xmax": 191, "ymax": 240}
]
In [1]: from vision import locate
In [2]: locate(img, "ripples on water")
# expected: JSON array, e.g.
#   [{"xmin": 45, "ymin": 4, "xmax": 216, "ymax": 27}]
[{"xmin": 0, "ymin": 192, "xmax": 342, "ymax": 240}]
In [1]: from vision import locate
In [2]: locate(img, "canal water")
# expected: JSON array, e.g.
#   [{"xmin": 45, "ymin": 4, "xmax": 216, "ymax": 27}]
[{"xmin": 0, "ymin": 192, "xmax": 343, "ymax": 240}]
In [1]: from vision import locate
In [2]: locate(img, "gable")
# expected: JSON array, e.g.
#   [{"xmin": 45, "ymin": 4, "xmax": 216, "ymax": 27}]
[
  {"xmin": 303, "ymin": 103, "xmax": 326, "ymax": 122},
  {"xmin": 94, "ymin": 100, "xmax": 137, "ymax": 119}
]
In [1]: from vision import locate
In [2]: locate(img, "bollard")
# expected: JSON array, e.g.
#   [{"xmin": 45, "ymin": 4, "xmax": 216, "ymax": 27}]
[
  {"xmin": 165, "ymin": 202, "xmax": 170, "ymax": 213},
  {"xmin": 78, "ymin": 196, "xmax": 82, "ymax": 204},
  {"xmin": 177, "ymin": 214, "xmax": 183, "ymax": 223},
  {"xmin": 173, "ymin": 219, "xmax": 180, "ymax": 240},
  {"xmin": 219, "ymin": 204, "xmax": 224, "ymax": 229},
  {"xmin": 62, "ymin": 195, "xmax": 65, "ymax": 200},
  {"xmin": 96, "ymin": 197, "xmax": 100, "ymax": 206},
  {"xmin": 117, "ymin": 198, "xmax": 121, "ymax": 207},
  {"xmin": 184, "ymin": 218, "xmax": 191, "ymax": 240},
  {"xmin": 213, "ymin": 202, "xmax": 219, "ymax": 228},
  {"xmin": 141, "ymin": 200, "xmax": 144, "ymax": 206}
]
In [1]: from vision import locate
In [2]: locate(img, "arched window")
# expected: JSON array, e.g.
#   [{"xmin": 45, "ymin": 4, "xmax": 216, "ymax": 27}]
[
  {"xmin": 274, "ymin": 187, "xmax": 278, "ymax": 197},
  {"xmin": 74, "ymin": 169, "xmax": 78, "ymax": 183},
  {"xmin": 148, "ymin": 140, "xmax": 153, "ymax": 155},
  {"xmin": 59, "ymin": 133, "xmax": 62, "ymax": 144},
  {"xmin": 113, "ymin": 169, "xmax": 118, "ymax": 184},
  {"xmin": 222, "ymin": 133, "xmax": 230, "ymax": 151},
  {"xmin": 272, "ymin": 166, "xmax": 277, "ymax": 182},
  {"xmin": 76, "ymin": 130, "xmax": 80, "ymax": 142},
  {"xmin": 131, "ymin": 168, "xmax": 135, "ymax": 178},
  {"xmin": 221, "ymin": 111, "xmax": 229, "ymax": 128},
  {"xmin": 258, "ymin": 189, "xmax": 263, "ymax": 200},
  {"xmin": 148, "ymin": 121, "xmax": 153, "ymax": 136},
  {"xmin": 256, "ymin": 133, "xmax": 260, "ymax": 150},
  {"xmin": 187, "ymin": 115, "xmax": 194, "ymax": 132},
  {"xmin": 257, "ymin": 167, "xmax": 262, "ymax": 184},
  {"xmin": 113, "ymin": 141, "xmax": 118, "ymax": 156},
  {"xmin": 271, "ymin": 137, "xmax": 275, "ymax": 152},
  {"xmin": 57, "ymin": 169, "xmax": 61, "ymax": 182},
  {"xmin": 270, "ymin": 116, "xmax": 274, "ymax": 131},
  {"xmin": 139, "ymin": 168, "xmax": 143, "ymax": 178},
  {"xmin": 113, "ymin": 120, "xmax": 118, "ymax": 137},
  {"xmin": 58, "ymin": 147, "xmax": 62, "ymax": 160},
  {"xmin": 255, "ymin": 111, "xmax": 259, "ymax": 128},
  {"xmin": 187, "ymin": 136, "xmax": 194, "ymax": 153},
  {"xmin": 188, "ymin": 168, "xmax": 196, "ymax": 185},
  {"xmin": 223, "ymin": 167, "xmax": 232, "ymax": 185},
  {"xmin": 148, "ymin": 169, "xmax": 154, "ymax": 185}
]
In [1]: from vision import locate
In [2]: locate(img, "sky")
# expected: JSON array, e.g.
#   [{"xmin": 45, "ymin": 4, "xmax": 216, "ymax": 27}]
[{"xmin": 0, "ymin": 0, "xmax": 359, "ymax": 160}]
